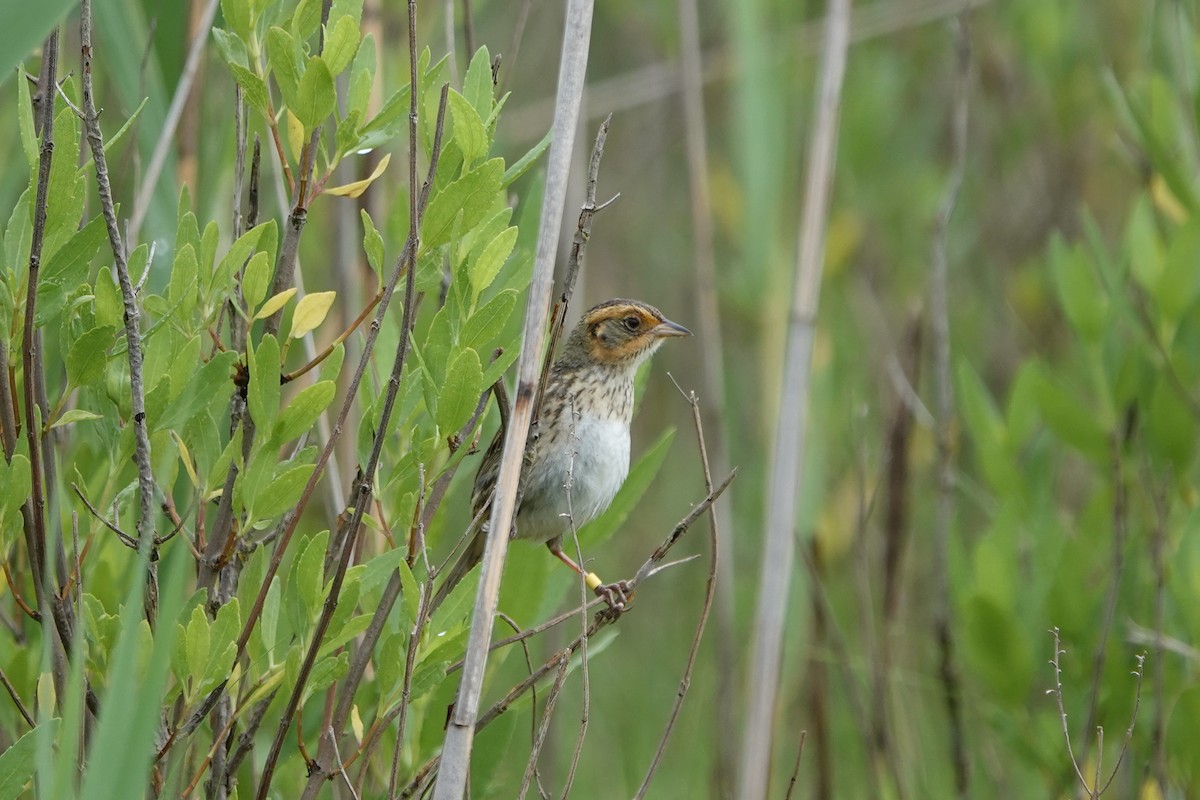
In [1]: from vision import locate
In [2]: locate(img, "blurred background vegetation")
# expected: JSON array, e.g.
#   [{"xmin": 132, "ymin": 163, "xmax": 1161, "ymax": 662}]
[{"xmin": 3, "ymin": 0, "xmax": 1200, "ymax": 797}]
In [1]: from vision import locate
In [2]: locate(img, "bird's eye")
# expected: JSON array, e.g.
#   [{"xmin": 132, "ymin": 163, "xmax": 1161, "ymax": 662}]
[{"xmin": 623, "ymin": 316, "xmax": 641, "ymax": 332}]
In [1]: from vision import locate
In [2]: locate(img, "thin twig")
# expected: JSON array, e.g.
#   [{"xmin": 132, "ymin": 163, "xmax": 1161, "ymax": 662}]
[
  {"xmin": 783, "ymin": 731, "xmax": 808, "ymax": 800},
  {"xmin": 517, "ymin": 656, "xmax": 571, "ymax": 799},
  {"xmin": 1049, "ymin": 628, "xmax": 1146, "ymax": 799},
  {"xmin": 21, "ymin": 28, "xmax": 58, "ymax": 611},
  {"xmin": 1049, "ymin": 628, "xmax": 1093, "ymax": 793},
  {"xmin": 0, "ymin": 665, "xmax": 35, "ymax": 728},
  {"xmin": 71, "ymin": 483, "xmax": 137, "ymax": 548},
  {"xmin": 81, "ymin": 0, "xmax": 159, "ymax": 620},
  {"xmin": 633, "ymin": 384, "xmax": 722, "ymax": 798}
]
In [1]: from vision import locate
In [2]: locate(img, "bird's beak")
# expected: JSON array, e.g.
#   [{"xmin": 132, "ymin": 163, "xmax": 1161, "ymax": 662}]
[{"xmin": 651, "ymin": 318, "xmax": 691, "ymax": 338}]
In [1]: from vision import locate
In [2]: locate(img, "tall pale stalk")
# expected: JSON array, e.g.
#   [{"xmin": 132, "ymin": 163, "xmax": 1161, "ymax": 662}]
[
  {"xmin": 737, "ymin": 1, "xmax": 852, "ymax": 797},
  {"xmin": 431, "ymin": 1, "xmax": 596, "ymax": 797}
]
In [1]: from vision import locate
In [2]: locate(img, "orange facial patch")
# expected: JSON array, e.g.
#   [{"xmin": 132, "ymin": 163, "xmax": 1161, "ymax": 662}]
[{"xmin": 582, "ymin": 302, "xmax": 665, "ymax": 363}]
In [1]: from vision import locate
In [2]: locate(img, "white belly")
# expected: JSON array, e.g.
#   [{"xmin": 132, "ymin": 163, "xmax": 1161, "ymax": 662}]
[{"xmin": 515, "ymin": 414, "xmax": 629, "ymax": 543}]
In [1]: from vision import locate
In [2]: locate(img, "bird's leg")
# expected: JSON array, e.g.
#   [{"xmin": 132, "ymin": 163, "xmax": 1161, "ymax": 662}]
[
  {"xmin": 546, "ymin": 538, "xmax": 632, "ymax": 610},
  {"xmin": 546, "ymin": 537, "xmax": 585, "ymax": 575}
]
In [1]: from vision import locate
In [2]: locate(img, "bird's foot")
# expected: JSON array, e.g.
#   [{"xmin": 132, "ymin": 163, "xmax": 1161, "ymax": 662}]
[{"xmin": 593, "ymin": 579, "xmax": 634, "ymax": 610}]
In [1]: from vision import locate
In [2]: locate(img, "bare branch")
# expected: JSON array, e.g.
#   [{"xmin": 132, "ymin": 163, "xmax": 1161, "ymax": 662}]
[
  {"xmin": 21, "ymin": 28, "xmax": 59, "ymax": 610},
  {"xmin": 81, "ymin": 0, "xmax": 159, "ymax": 620},
  {"xmin": 633, "ymin": 385, "xmax": 723, "ymax": 798}
]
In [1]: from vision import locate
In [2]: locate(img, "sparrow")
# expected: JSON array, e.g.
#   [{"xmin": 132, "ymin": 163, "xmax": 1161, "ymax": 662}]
[{"xmin": 431, "ymin": 298, "xmax": 690, "ymax": 611}]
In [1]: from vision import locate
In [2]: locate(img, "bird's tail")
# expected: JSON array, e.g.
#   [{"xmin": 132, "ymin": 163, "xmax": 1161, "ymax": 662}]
[{"xmin": 429, "ymin": 528, "xmax": 486, "ymax": 614}]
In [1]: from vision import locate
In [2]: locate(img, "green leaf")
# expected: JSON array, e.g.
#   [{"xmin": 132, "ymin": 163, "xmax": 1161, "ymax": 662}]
[
  {"xmin": 241, "ymin": 251, "xmax": 271, "ymax": 312},
  {"xmin": 329, "ymin": 0, "xmax": 364, "ymax": 27},
  {"xmin": 954, "ymin": 361, "xmax": 1019, "ymax": 493},
  {"xmin": 291, "ymin": 0, "xmax": 322, "ymax": 39},
  {"xmin": 260, "ymin": 577, "xmax": 282, "ymax": 664},
  {"xmin": 421, "ymin": 158, "xmax": 504, "ymax": 249},
  {"xmin": 67, "ymin": 326, "xmax": 115, "ymax": 388},
  {"xmin": 43, "ymin": 105, "xmax": 85, "ymax": 260},
  {"xmin": 227, "ymin": 63, "xmax": 270, "ymax": 114},
  {"xmin": 348, "ymin": 34, "xmax": 377, "ymax": 119},
  {"xmin": 397, "ymin": 556, "xmax": 420, "ymax": 630},
  {"xmin": 184, "ymin": 605, "xmax": 211, "ymax": 682},
  {"xmin": 274, "ymin": 380, "xmax": 336, "ymax": 444},
  {"xmin": 1049, "ymin": 237, "xmax": 1107, "ymax": 341},
  {"xmin": 438, "ymin": 348, "xmax": 483, "ymax": 435},
  {"xmin": 319, "ymin": 343, "xmax": 345, "ymax": 383},
  {"xmin": 248, "ymin": 335, "xmax": 281, "ymax": 434},
  {"xmin": 448, "ymin": 89, "xmax": 488, "ymax": 167},
  {"xmin": 211, "ymin": 27, "xmax": 248, "ymax": 68},
  {"xmin": 354, "ymin": 84, "xmax": 412, "ymax": 151},
  {"xmin": 1033, "ymin": 368, "xmax": 1109, "ymax": 463},
  {"xmin": 501, "ymin": 127, "xmax": 552, "ymax": 188},
  {"xmin": 0, "ymin": 456, "xmax": 31, "ymax": 526},
  {"xmin": 216, "ymin": 221, "xmax": 272, "ymax": 291},
  {"xmin": 323, "ymin": 14, "xmax": 360, "ymax": 76},
  {"xmin": 49, "ymin": 409, "xmax": 104, "ymax": 430},
  {"xmin": 294, "ymin": 56, "xmax": 336, "ymax": 133},
  {"xmin": 1157, "ymin": 219, "xmax": 1200, "ymax": 324},
  {"xmin": 961, "ymin": 594, "xmax": 1031, "ymax": 704},
  {"xmin": 221, "ymin": 0, "xmax": 252, "ymax": 40},
  {"xmin": 288, "ymin": 531, "xmax": 329, "ymax": 634},
  {"xmin": 204, "ymin": 599, "xmax": 241, "ymax": 684},
  {"xmin": 1146, "ymin": 376, "xmax": 1195, "ymax": 469},
  {"xmin": 361, "ymin": 209, "xmax": 385, "ymax": 280},
  {"xmin": 1125, "ymin": 195, "xmax": 1162, "ymax": 293},
  {"xmin": 462, "ymin": 289, "xmax": 517, "ymax": 351},
  {"xmin": 463, "ymin": 45, "xmax": 494, "ymax": 118},
  {"xmin": 0, "ymin": 719, "xmax": 60, "ymax": 800},
  {"xmin": 168, "ymin": 243, "xmax": 199, "ymax": 319},
  {"xmin": 256, "ymin": 463, "xmax": 315, "ymax": 519},
  {"xmin": 156, "ymin": 350, "xmax": 239, "ymax": 432},
  {"xmin": 266, "ymin": 26, "xmax": 304, "ymax": 110},
  {"xmin": 469, "ymin": 227, "xmax": 518, "ymax": 300},
  {"xmin": 37, "ymin": 214, "xmax": 107, "ymax": 327}
]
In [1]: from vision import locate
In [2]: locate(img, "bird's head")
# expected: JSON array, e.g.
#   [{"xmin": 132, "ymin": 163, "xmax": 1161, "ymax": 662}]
[{"xmin": 566, "ymin": 298, "xmax": 691, "ymax": 368}]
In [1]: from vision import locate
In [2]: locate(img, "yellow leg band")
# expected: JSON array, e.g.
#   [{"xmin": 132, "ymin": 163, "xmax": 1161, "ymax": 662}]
[{"xmin": 585, "ymin": 572, "xmax": 602, "ymax": 591}]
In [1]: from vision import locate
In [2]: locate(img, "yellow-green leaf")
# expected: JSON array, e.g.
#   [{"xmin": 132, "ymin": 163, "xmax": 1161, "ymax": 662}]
[
  {"xmin": 254, "ymin": 287, "xmax": 298, "ymax": 320},
  {"xmin": 325, "ymin": 153, "xmax": 391, "ymax": 198},
  {"xmin": 286, "ymin": 109, "xmax": 305, "ymax": 163},
  {"xmin": 291, "ymin": 291, "xmax": 337, "ymax": 339}
]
